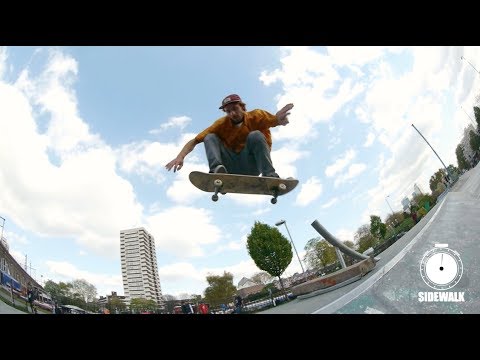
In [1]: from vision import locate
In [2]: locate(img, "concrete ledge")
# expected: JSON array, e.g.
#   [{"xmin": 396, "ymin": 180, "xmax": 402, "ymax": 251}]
[{"xmin": 291, "ymin": 257, "xmax": 376, "ymax": 296}]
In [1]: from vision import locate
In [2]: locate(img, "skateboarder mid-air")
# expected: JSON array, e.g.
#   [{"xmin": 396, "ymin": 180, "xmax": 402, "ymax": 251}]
[{"xmin": 165, "ymin": 94, "xmax": 294, "ymax": 179}]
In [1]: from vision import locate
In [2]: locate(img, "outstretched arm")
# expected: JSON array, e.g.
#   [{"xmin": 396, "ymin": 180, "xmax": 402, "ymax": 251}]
[
  {"xmin": 276, "ymin": 103, "xmax": 294, "ymax": 126},
  {"xmin": 165, "ymin": 138, "xmax": 199, "ymax": 172}
]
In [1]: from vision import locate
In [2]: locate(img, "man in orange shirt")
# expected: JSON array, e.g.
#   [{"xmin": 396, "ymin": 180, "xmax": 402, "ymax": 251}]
[{"xmin": 165, "ymin": 94, "xmax": 293, "ymax": 178}]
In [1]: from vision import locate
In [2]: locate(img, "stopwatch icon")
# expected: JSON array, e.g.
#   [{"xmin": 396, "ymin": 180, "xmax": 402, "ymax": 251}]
[{"xmin": 420, "ymin": 244, "xmax": 463, "ymax": 291}]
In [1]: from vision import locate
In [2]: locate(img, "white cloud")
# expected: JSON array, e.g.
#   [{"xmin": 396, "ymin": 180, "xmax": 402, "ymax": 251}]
[
  {"xmin": 149, "ymin": 115, "xmax": 192, "ymax": 134},
  {"xmin": 253, "ymin": 208, "xmax": 271, "ymax": 216},
  {"xmin": 146, "ymin": 206, "xmax": 222, "ymax": 258},
  {"xmin": 15, "ymin": 49, "xmax": 103, "ymax": 157},
  {"xmin": 116, "ymin": 131, "xmax": 201, "ymax": 182},
  {"xmin": 212, "ymin": 234, "xmax": 247, "ymax": 254},
  {"xmin": 9, "ymin": 249, "xmax": 27, "ymax": 267},
  {"xmin": 260, "ymin": 47, "xmax": 364, "ymax": 143},
  {"xmin": 325, "ymin": 149, "xmax": 356, "ymax": 177},
  {"xmin": 326, "ymin": 46, "xmax": 403, "ymax": 67},
  {"xmin": 0, "ymin": 50, "xmax": 144, "ymax": 258},
  {"xmin": 363, "ymin": 132, "xmax": 375, "ymax": 147},
  {"xmin": 295, "ymin": 177, "xmax": 323, "ymax": 206},
  {"xmin": 158, "ymin": 262, "xmax": 205, "ymax": 283},
  {"xmin": 321, "ymin": 197, "xmax": 338, "ymax": 209},
  {"xmin": 165, "ymin": 162, "xmax": 208, "ymax": 204},
  {"xmin": 334, "ymin": 163, "xmax": 367, "ymax": 188},
  {"xmin": 271, "ymin": 146, "xmax": 307, "ymax": 179},
  {"xmin": 335, "ymin": 228, "xmax": 355, "ymax": 243},
  {"xmin": 46, "ymin": 260, "xmax": 123, "ymax": 297},
  {"xmin": 261, "ymin": 46, "xmax": 480, "ymax": 259},
  {"xmin": 355, "ymin": 106, "xmax": 370, "ymax": 124},
  {"xmin": 3, "ymin": 230, "xmax": 29, "ymax": 246}
]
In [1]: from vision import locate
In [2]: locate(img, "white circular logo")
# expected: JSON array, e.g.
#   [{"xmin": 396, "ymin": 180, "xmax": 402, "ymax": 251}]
[{"xmin": 420, "ymin": 244, "xmax": 463, "ymax": 291}]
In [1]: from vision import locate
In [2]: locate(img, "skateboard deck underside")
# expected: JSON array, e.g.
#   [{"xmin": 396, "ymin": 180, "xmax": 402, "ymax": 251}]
[{"xmin": 189, "ymin": 172, "xmax": 298, "ymax": 196}]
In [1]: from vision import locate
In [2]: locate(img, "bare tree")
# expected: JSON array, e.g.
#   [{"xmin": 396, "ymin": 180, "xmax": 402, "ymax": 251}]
[
  {"xmin": 251, "ymin": 271, "xmax": 274, "ymax": 284},
  {"xmin": 70, "ymin": 279, "xmax": 97, "ymax": 303}
]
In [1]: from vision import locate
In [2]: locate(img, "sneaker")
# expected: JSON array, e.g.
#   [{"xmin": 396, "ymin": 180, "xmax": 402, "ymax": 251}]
[{"xmin": 213, "ymin": 164, "xmax": 228, "ymax": 174}]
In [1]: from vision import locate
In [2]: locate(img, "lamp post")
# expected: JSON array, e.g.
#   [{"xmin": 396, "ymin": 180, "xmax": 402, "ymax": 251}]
[
  {"xmin": 461, "ymin": 106, "xmax": 477, "ymax": 129},
  {"xmin": 275, "ymin": 220, "xmax": 305, "ymax": 274},
  {"xmin": 461, "ymin": 55, "xmax": 480, "ymax": 75},
  {"xmin": 385, "ymin": 195, "xmax": 394, "ymax": 214},
  {"xmin": 411, "ymin": 124, "xmax": 453, "ymax": 181},
  {"xmin": 385, "ymin": 195, "xmax": 397, "ymax": 238}
]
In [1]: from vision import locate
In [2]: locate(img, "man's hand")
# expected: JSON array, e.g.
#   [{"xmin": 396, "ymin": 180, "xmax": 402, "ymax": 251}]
[
  {"xmin": 165, "ymin": 156, "xmax": 184, "ymax": 172},
  {"xmin": 276, "ymin": 103, "xmax": 294, "ymax": 126}
]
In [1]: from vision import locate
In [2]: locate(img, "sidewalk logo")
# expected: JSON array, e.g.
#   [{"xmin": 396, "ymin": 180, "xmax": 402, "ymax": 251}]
[{"xmin": 418, "ymin": 244, "xmax": 465, "ymax": 302}]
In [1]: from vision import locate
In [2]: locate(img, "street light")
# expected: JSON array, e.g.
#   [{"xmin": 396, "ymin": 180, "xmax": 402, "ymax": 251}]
[
  {"xmin": 411, "ymin": 124, "xmax": 453, "ymax": 181},
  {"xmin": 385, "ymin": 195, "xmax": 397, "ymax": 237},
  {"xmin": 461, "ymin": 106, "xmax": 477, "ymax": 129},
  {"xmin": 275, "ymin": 220, "xmax": 305, "ymax": 274},
  {"xmin": 385, "ymin": 195, "xmax": 394, "ymax": 214},
  {"xmin": 461, "ymin": 55, "xmax": 480, "ymax": 75}
]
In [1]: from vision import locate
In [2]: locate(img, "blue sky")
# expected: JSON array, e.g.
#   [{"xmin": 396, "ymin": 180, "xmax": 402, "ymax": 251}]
[{"xmin": 1, "ymin": 46, "xmax": 479, "ymax": 299}]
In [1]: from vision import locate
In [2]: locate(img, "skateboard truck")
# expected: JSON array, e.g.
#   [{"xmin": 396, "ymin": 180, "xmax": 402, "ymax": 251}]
[
  {"xmin": 270, "ymin": 183, "xmax": 287, "ymax": 204},
  {"xmin": 212, "ymin": 179, "xmax": 223, "ymax": 202}
]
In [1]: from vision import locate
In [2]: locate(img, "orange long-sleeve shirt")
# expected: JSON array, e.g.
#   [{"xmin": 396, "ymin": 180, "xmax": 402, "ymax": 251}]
[{"xmin": 195, "ymin": 109, "xmax": 278, "ymax": 153}]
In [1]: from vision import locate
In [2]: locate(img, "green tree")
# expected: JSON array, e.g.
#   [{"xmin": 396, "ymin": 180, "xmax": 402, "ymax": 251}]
[
  {"xmin": 178, "ymin": 293, "xmax": 191, "ymax": 300},
  {"xmin": 163, "ymin": 294, "xmax": 176, "ymax": 301},
  {"xmin": 246, "ymin": 221, "xmax": 292, "ymax": 300},
  {"xmin": 370, "ymin": 215, "xmax": 387, "ymax": 240},
  {"xmin": 108, "ymin": 297, "xmax": 127, "ymax": 314},
  {"xmin": 355, "ymin": 224, "xmax": 371, "ymax": 241},
  {"xmin": 203, "ymin": 271, "xmax": 237, "ymax": 308},
  {"xmin": 456, "ymin": 145, "xmax": 470, "ymax": 171},
  {"xmin": 447, "ymin": 164, "xmax": 459, "ymax": 181},
  {"xmin": 385, "ymin": 212, "xmax": 404, "ymax": 228},
  {"xmin": 191, "ymin": 294, "xmax": 202, "ymax": 303},
  {"xmin": 412, "ymin": 193, "xmax": 435, "ymax": 211},
  {"xmin": 251, "ymin": 271, "xmax": 274, "ymax": 285},
  {"xmin": 355, "ymin": 224, "xmax": 378, "ymax": 253},
  {"xmin": 70, "ymin": 279, "xmax": 97, "ymax": 303},
  {"xmin": 43, "ymin": 280, "xmax": 63, "ymax": 302},
  {"xmin": 66, "ymin": 292, "xmax": 87, "ymax": 309},
  {"xmin": 469, "ymin": 130, "xmax": 480, "ymax": 153},
  {"xmin": 129, "ymin": 298, "xmax": 157, "ymax": 313},
  {"xmin": 474, "ymin": 106, "xmax": 480, "ymax": 131},
  {"xmin": 303, "ymin": 237, "xmax": 337, "ymax": 270},
  {"xmin": 162, "ymin": 294, "xmax": 178, "ymax": 314},
  {"xmin": 43, "ymin": 280, "xmax": 73, "ymax": 305},
  {"xmin": 429, "ymin": 168, "xmax": 447, "ymax": 192}
]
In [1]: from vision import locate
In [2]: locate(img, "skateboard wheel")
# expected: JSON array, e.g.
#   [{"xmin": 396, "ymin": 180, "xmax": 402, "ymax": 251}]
[
  {"xmin": 212, "ymin": 194, "xmax": 219, "ymax": 202},
  {"xmin": 278, "ymin": 183, "xmax": 286, "ymax": 191},
  {"xmin": 271, "ymin": 198, "xmax": 277, "ymax": 204},
  {"xmin": 214, "ymin": 179, "xmax": 222, "ymax": 187}
]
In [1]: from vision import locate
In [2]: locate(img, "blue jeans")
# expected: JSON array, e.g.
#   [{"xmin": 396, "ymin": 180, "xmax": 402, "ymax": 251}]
[{"xmin": 203, "ymin": 131, "xmax": 276, "ymax": 176}]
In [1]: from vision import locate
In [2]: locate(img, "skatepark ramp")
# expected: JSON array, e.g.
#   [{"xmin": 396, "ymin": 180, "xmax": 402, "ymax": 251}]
[{"xmin": 289, "ymin": 220, "xmax": 378, "ymax": 298}]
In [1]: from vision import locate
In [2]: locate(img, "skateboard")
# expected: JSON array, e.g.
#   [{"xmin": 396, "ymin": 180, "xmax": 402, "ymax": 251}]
[{"xmin": 189, "ymin": 171, "xmax": 299, "ymax": 204}]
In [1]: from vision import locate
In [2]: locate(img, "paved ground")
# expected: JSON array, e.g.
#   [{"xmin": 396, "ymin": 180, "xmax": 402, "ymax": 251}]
[
  {"xmin": 0, "ymin": 295, "xmax": 27, "ymax": 314},
  {"xmin": 261, "ymin": 164, "xmax": 480, "ymax": 314}
]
